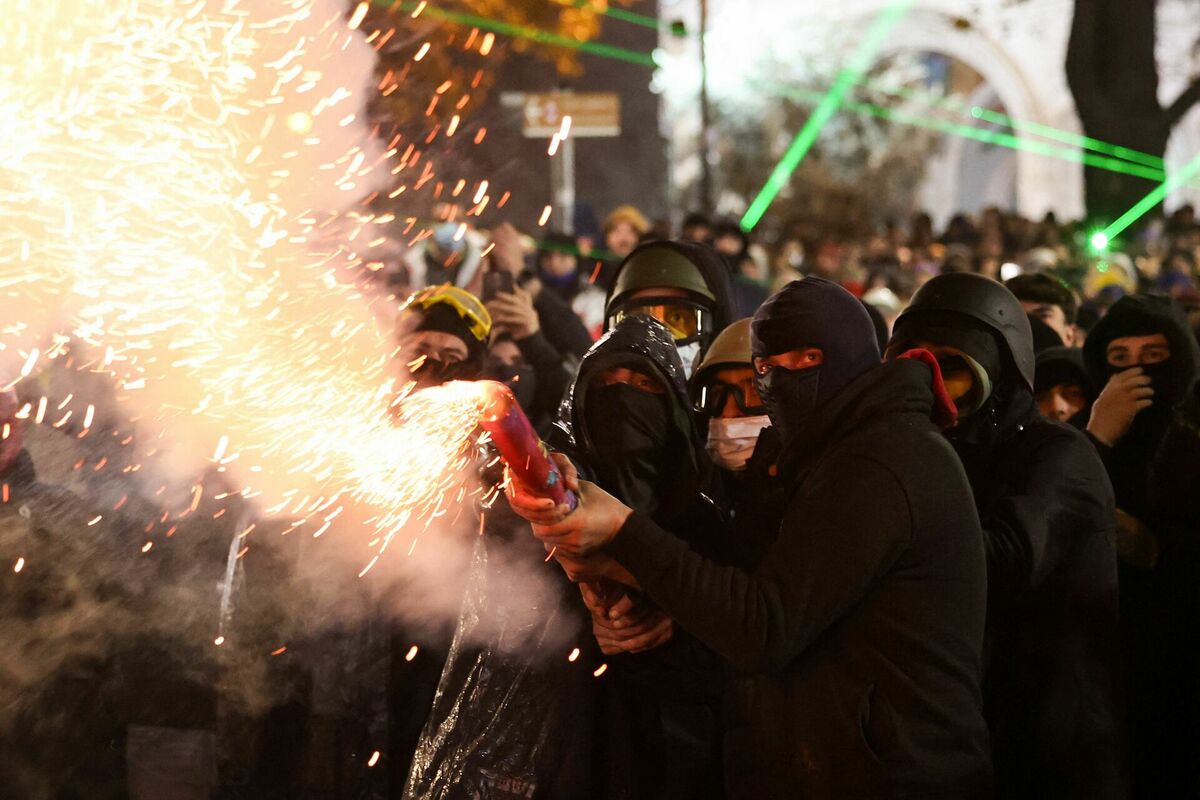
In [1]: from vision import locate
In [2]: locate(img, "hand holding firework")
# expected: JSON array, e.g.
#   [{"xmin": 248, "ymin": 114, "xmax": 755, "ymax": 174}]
[{"xmin": 477, "ymin": 380, "xmax": 576, "ymax": 514}]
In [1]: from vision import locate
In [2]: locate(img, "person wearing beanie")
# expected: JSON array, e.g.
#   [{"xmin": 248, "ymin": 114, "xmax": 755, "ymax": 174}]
[
  {"xmin": 395, "ymin": 284, "xmax": 492, "ymax": 388},
  {"xmin": 594, "ymin": 205, "xmax": 652, "ymax": 290},
  {"xmin": 887, "ymin": 272, "xmax": 1122, "ymax": 800},
  {"xmin": 1034, "ymin": 346, "xmax": 1094, "ymax": 424},
  {"xmin": 509, "ymin": 276, "xmax": 993, "ymax": 798}
]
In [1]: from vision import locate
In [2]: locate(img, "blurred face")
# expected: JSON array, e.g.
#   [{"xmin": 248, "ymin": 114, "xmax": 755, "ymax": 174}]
[
  {"xmin": 713, "ymin": 233, "xmax": 743, "ymax": 257},
  {"xmin": 595, "ymin": 366, "xmax": 665, "ymax": 394},
  {"xmin": 1021, "ymin": 301, "xmax": 1073, "ymax": 346},
  {"xmin": 542, "ymin": 250, "xmax": 578, "ymax": 278},
  {"xmin": 1106, "ymin": 334, "xmax": 1170, "ymax": 369},
  {"xmin": 397, "ymin": 330, "xmax": 469, "ymax": 381},
  {"xmin": 605, "ymin": 221, "xmax": 640, "ymax": 259},
  {"xmin": 489, "ymin": 338, "xmax": 522, "ymax": 367},
  {"xmin": 1037, "ymin": 383, "xmax": 1087, "ymax": 423}
]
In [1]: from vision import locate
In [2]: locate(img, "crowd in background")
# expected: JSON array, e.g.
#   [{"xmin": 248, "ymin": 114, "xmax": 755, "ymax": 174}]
[{"xmin": 4, "ymin": 190, "xmax": 1200, "ymax": 798}]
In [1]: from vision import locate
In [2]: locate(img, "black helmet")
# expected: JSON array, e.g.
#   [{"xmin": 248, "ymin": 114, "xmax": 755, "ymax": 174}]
[{"xmin": 895, "ymin": 272, "xmax": 1035, "ymax": 390}]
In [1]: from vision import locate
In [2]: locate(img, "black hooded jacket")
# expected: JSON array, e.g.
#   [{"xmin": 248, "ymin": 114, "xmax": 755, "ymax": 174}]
[
  {"xmin": 552, "ymin": 314, "xmax": 716, "ymax": 537},
  {"xmin": 1083, "ymin": 293, "xmax": 1200, "ymax": 522},
  {"xmin": 892, "ymin": 310, "xmax": 1123, "ymax": 800},
  {"xmin": 607, "ymin": 358, "xmax": 993, "ymax": 798},
  {"xmin": 1083, "ymin": 296, "xmax": 1200, "ymax": 797},
  {"xmin": 406, "ymin": 315, "xmax": 725, "ymax": 800}
]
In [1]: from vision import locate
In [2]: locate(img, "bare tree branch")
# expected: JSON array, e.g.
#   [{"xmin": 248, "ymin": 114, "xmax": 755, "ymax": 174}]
[{"xmin": 1165, "ymin": 75, "xmax": 1200, "ymax": 129}]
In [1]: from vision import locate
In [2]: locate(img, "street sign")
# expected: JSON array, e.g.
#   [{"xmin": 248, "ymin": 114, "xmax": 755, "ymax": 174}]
[{"xmin": 522, "ymin": 92, "xmax": 621, "ymax": 138}]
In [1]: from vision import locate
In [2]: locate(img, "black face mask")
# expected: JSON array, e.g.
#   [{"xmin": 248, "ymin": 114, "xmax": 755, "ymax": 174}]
[
  {"xmin": 411, "ymin": 357, "xmax": 476, "ymax": 389},
  {"xmin": 584, "ymin": 383, "xmax": 672, "ymax": 516},
  {"xmin": 756, "ymin": 366, "xmax": 822, "ymax": 446},
  {"xmin": 1129, "ymin": 360, "xmax": 1185, "ymax": 408}
]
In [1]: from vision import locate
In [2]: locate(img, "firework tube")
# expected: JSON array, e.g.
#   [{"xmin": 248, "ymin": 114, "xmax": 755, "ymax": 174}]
[{"xmin": 477, "ymin": 381, "xmax": 577, "ymax": 511}]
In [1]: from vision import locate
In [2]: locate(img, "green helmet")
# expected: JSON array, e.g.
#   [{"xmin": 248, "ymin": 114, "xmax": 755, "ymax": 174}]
[
  {"xmin": 692, "ymin": 318, "xmax": 753, "ymax": 384},
  {"xmin": 609, "ymin": 242, "xmax": 716, "ymax": 311}
]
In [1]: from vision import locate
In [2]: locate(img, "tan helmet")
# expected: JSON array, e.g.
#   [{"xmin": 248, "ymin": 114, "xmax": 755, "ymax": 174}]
[{"xmin": 692, "ymin": 318, "xmax": 753, "ymax": 384}]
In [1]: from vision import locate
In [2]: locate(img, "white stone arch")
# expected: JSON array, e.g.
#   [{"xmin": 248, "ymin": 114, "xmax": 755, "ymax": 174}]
[{"xmin": 863, "ymin": 4, "xmax": 1085, "ymax": 221}]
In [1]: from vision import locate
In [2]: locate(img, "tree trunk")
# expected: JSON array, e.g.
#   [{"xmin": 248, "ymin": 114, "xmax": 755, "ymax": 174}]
[{"xmin": 1066, "ymin": 0, "xmax": 1200, "ymax": 225}]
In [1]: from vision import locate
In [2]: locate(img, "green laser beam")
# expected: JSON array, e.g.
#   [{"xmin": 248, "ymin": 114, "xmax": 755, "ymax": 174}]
[
  {"xmin": 386, "ymin": 1, "xmax": 657, "ymax": 66},
  {"xmin": 740, "ymin": 1, "xmax": 912, "ymax": 232},
  {"xmin": 767, "ymin": 81, "xmax": 1171, "ymax": 184},
  {"xmin": 849, "ymin": 78, "xmax": 1165, "ymax": 170},
  {"xmin": 967, "ymin": 107, "xmax": 1164, "ymax": 170},
  {"xmin": 1101, "ymin": 151, "xmax": 1200, "ymax": 242}
]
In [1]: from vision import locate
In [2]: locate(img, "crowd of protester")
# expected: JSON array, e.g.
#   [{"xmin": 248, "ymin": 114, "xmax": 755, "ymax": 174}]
[{"xmin": 3, "ymin": 196, "xmax": 1200, "ymax": 798}]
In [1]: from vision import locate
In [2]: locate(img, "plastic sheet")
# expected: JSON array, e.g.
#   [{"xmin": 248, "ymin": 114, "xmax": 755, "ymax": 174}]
[{"xmin": 403, "ymin": 512, "xmax": 588, "ymax": 800}]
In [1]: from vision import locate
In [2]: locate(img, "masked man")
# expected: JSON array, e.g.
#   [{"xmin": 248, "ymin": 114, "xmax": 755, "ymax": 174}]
[
  {"xmin": 1082, "ymin": 294, "xmax": 1200, "ymax": 797},
  {"xmin": 690, "ymin": 318, "xmax": 783, "ymax": 569},
  {"xmin": 407, "ymin": 315, "xmax": 723, "ymax": 800},
  {"xmin": 604, "ymin": 240, "xmax": 735, "ymax": 379},
  {"xmin": 510, "ymin": 277, "xmax": 993, "ymax": 798},
  {"xmin": 888, "ymin": 272, "xmax": 1122, "ymax": 799}
]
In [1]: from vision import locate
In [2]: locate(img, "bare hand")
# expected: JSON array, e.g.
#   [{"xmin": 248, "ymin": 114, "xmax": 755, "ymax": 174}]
[
  {"xmin": 488, "ymin": 222, "xmax": 527, "ymax": 277},
  {"xmin": 554, "ymin": 550, "xmax": 640, "ymax": 588},
  {"xmin": 579, "ymin": 583, "xmax": 673, "ymax": 654},
  {"xmin": 506, "ymin": 452, "xmax": 579, "ymax": 525},
  {"xmin": 486, "ymin": 287, "xmax": 540, "ymax": 340},
  {"xmin": 1088, "ymin": 367, "xmax": 1154, "ymax": 446},
  {"xmin": 531, "ymin": 479, "xmax": 632, "ymax": 558}
]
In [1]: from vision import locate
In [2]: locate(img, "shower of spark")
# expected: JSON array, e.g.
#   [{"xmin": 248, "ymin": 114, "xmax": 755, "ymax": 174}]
[{"xmin": 0, "ymin": 0, "xmax": 489, "ymax": 567}]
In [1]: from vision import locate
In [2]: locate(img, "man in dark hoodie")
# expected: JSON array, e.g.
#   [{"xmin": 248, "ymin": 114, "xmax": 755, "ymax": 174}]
[
  {"xmin": 511, "ymin": 277, "xmax": 993, "ymax": 798},
  {"xmin": 1082, "ymin": 294, "xmax": 1200, "ymax": 797},
  {"xmin": 1034, "ymin": 346, "xmax": 1094, "ymax": 425},
  {"xmin": 406, "ymin": 315, "xmax": 724, "ymax": 800},
  {"xmin": 887, "ymin": 272, "xmax": 1122, "ymax": 799},
  {"xmin": 604, "ymin": 240, "xmax": 735, "ymax": 379}
]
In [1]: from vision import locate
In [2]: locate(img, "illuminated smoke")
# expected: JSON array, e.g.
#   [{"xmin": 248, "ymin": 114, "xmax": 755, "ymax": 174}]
[{"xmin": 0, "ymin": 0, "xmax": 485, "ymax": 569}]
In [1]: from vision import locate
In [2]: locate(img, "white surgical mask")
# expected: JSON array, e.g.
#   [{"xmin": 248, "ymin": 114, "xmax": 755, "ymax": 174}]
[
  {"xmin": 676, "ymin": 341, "xmax": 702, "ymax": 380},
  {"xmin": 705, "ymin": 414, "xmax": 770, "ymax": 472}
]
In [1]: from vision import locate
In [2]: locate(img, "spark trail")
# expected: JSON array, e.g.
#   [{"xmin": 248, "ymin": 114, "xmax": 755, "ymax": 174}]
[{"xmin": 0, "ymin": 0, "xmax": 485, "ymax": 568}]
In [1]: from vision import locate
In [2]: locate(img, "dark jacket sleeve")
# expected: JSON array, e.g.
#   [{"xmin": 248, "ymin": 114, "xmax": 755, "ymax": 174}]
[
  {"xmin": 1149, "ymin": 383, "xmax": 1200, "ymax": 531},
  {"xmin": 980, "ymin": 431, "xmax": 1115, "ymax": 607},
  {"xmin": 532, "ymin": 286, "xmax": 593, "ymax": 361},
  {"xmin": 606, "ymin": 454, "xmax": 911, "ymax": 674},
  {"xmin": 515, "ymin": 330, "xmax": 571, "ymax": 432}
]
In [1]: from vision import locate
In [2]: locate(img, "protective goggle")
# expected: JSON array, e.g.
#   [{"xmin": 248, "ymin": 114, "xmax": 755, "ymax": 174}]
[
  {"xmin": 609, "ymin": 298, "xmax": 712, "ymax": 344},
  {"xmin": 403, "ymin": 285, "xmax": 492, "ymax": 343},
  {"xmin": 693, "ymin": 380, "xmax": 766, "ymax": 417}
]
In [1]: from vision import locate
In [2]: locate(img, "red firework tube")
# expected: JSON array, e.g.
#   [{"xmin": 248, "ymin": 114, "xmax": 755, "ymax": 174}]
[{"xmin": 477, "ymin": 381, "xmax": 577, "ymax": 511}]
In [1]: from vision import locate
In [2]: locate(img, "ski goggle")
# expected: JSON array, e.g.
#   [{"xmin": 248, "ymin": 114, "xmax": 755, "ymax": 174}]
[
  {"xmin": 403, "ymin": 284, "xmax": 492, "ymax": 343},
  {"xmin": 609, "ymin": 299, "xmax": 712, "ymax": 344},
  {"xmin": 693, "ymin": 379, "xmax": 766, "ymax": 417}
]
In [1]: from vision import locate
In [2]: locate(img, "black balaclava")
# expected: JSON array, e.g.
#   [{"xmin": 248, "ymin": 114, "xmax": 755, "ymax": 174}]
[
  {"xmin": 583, "ymin": 378, "xmax": 674, "ymax": 517},
  {"xmin": 1084, "ymin": 295, "xmax": 1199, "ymax": 411},
  {"xmin": 750, "ymin": 277, "xmax": 881, "ymax": 446},
  {"xmin": 408, "ymin": 302, "xmax": 485, "ymax": 385},
  {"xmin": 1082, "ymin": 294, "xmax": 1200, "ymax": 514}
]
